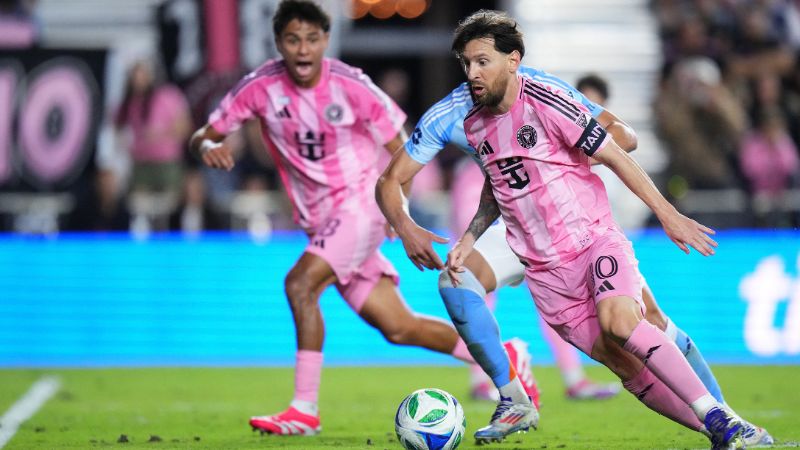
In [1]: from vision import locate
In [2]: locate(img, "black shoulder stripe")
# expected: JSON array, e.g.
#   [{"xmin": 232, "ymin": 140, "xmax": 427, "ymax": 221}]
[
  {"xmin": 524, "ymin": 88, "xmax": 580, "ymax": 121},
  {"xmin": 528, "ymin": 83, "xmax": 581, "ymax": 116},
  {"xmin": 465, "ymin": 104, "xmax": 484, "ymax": 121}
]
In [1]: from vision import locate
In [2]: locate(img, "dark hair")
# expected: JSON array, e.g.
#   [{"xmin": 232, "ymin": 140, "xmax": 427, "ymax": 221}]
[
  {"xmin": 576, "ymin": 74, "xmax": 610, "ymax": 101},
  {"xmin": 115, "ymin": 60, "xmax": 163, "ymax": 128},
  {"xmin": 451, "ymin": 10, "xmax": 524, "ymax": 58},
  {"xmin": 273, "ymin": 0, "xmax": 330, "ymax": 37}
]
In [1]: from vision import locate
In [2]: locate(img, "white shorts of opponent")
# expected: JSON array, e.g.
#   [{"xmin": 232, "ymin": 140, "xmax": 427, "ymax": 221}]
[{"xmin": 472, "ymin": 220, "xmax": 649, "ymax": 292}]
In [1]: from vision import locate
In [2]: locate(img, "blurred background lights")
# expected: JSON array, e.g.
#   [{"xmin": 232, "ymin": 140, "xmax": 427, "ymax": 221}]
[
  {"xmin": 369, "ymin": 0, "xmax": 397, "ymax": 19},
  {"xmin": 350, "ymin": 0, "xmax": 430, "ymax": 20}
]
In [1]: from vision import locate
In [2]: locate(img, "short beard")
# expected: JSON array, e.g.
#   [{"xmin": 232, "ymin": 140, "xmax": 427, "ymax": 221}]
[{"xmin": 475, "ymin": 76, "xmax": 508, "ymax": 108}]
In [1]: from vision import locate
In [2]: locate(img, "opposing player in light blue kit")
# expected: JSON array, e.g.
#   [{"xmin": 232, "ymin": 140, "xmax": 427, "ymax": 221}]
[{"xmin": 375, "ymin": 37, "xmax": 773, "ymax": 448}]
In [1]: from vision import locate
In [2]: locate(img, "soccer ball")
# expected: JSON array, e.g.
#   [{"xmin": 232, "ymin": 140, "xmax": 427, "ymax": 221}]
[{"xmin": 394, "ymin": 388, "xmax": 466, "ymax": 450}]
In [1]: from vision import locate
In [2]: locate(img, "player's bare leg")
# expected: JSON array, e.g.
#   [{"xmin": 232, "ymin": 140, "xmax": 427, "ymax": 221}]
[
  {"xmin": 358, "ymin": 276, "xmax": 465, "ymax": 354},
  {"xmin": 463, "ymin": 250, "xmax": 497, "ymax": 292},
  {"xmin": 250, "ymin": 252, "xmax": 336, "ymax": 436},
  {"xmin": 285, "ymin": 253, "xmax": 337, "ymax": 350}
]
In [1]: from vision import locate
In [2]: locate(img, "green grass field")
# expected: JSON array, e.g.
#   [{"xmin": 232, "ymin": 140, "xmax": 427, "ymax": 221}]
[{"xmin": 0, "ymin": 365, "xmax": 797, "ymax": 449}]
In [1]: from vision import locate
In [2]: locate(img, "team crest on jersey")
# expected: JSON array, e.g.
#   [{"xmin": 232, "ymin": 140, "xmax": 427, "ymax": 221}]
[
  {"xmin": 576, "ymin": 112, "xmax": 590, "ymax": 128},
  {"xmin": 325, "ymin": 104, "xmax": 344, "ymax": 123},
  {"xmin": 516, "ymin": 125, "xmax": 537, "ymax": 149}
]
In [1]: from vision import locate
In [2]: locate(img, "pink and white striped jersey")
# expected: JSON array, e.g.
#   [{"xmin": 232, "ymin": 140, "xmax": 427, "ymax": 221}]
[
  {"xmin": 464, "ymin": 76, "xmax": 616, "ymax": 270},
  {"xmin": 209, "ymin": 58, "xmax": 406, "ymax": 230}
]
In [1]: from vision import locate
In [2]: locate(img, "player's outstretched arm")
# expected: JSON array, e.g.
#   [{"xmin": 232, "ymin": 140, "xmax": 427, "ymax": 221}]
[
  {"xmin": 597, "ymin": 110, "xmax": 637, "ymax": 153},
  {"xmin": 376, "ymin": 150, "xmax": 449, "ymax": 271},
  {"xmin": 592, "ymin": 140, "xmax": 718, "ymax": 256},
  {"xmin": 189, "ymin": 124, "xmax": 235, "ymax": 171},
  {"xmin": 445, "ymin": 177, "xmax": 500, "ymax": 285}
]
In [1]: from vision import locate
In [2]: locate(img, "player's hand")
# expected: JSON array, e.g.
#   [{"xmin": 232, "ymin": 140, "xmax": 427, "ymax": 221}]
[
  {"xmin": 200, "ymin": 141, "xmax": 235, "ymax": 171},
  {"xmin": 660, "ymin": 212, "xmax": 718, "ymax": 256},
  {"xmin": 398, "ymin": 223, "xmax": 449, "ymax": 271},
  {"xmin": 445, "ymin": 236, "xmax": 475, "ymax": 286}
]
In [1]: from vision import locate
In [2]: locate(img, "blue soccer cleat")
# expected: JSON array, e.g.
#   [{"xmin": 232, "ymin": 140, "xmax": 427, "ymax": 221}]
[{"xmin": 704, "ymin": 406, "xmax": 745, "ymax": 450}]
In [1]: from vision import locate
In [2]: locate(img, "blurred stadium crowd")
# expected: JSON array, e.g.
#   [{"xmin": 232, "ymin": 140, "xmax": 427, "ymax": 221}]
[
  {"xmin": 2, "ymin": 0, "xmax": 800, "ymax": 235},
  {"xmin": 651, "ymin": 0, "xmax": 800, "ymax": 229}
]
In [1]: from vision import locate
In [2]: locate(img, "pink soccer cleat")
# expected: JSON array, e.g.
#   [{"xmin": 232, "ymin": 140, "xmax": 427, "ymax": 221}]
[
  {"xmin": 249, "ymin": 406, "xmax": 321, "ymax": 436},
  {"xmin": 470, "ymin": 380, "xmax": 500, "ymax": 402},
  {"xmin": 566, "ymin": 378, "xmax": 622, "ymax": 400},
  {"xmin": 504, "ymin": 338, "xmax": 540, "ymax": 409}
]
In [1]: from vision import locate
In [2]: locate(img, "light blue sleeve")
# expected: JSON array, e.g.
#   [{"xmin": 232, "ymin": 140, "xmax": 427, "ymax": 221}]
[
  {"xmin": 404, "ymin": 83, "xmax": 476, "ymax": 164},
  {"xmin": 404, "ymin": 67, "xmax": 602, "ymax": 165},
  {"xmin": 519, "ymin": 66, "xmax": 605, "ymax": 119}
]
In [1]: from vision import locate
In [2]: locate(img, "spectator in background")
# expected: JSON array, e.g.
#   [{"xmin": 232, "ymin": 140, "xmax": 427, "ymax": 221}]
[
  {"xmin": 0, "ymin": 0, "xmax": 39, "ymax": 48},
  {"xmin": 182, "ymin": 70, "xmax": 284, "ymax": 234},
  {"xmin": 650, "ymin": 0, "xmax": 800, "ymax": 229},
  {"xmin": 376, "ymin": 67, "xmax": 412, "ymax": 121},
  {"xmin": 655, "ymin": 57, "xmax": 747, "ymax": 191},
  {"xmin": 575, "ymin": 73, "xmax": 609, "ymax": 106},
  {"xmin": 375, "ymin": 67, "xmax": 445, "ymax": 230},
  {"xmin": 740, "ymin": 107, "xmax": 800, "ymax": 227},
  {"xmin": 114, "ymin": 58, "xmax": 191, "ymax": 231},
  {"xmin": 747, "ymin": 72, "xmax": 800, "ymax": 153},
  {"xmin": 786, "ymin": 62, "xmax": 800, "ymax": 146},
  {"xmin": 726, "ymin": 2, "xmax": 795, "ymax": 82}
]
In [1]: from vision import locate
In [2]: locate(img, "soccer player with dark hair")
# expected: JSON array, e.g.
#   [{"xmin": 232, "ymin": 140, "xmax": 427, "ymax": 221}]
[
  {"xmin": 378, "ymin": 41, "xmax": 633, "ymax": 408},
  {"xmin": 575, "ymin": 73, "xmax": 610, "ymax": 104},
  {"xmin": 443, "ymin": 9, "xmax": 758, "ymax": 447},
  {"xmin": 190, "ymin": 0, "xmax": 536, "ymax": 437}
]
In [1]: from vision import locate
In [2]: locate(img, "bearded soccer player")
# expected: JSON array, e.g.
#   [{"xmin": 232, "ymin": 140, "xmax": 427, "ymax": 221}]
[
  {"xmin": 443, "ymin": 10, "xmax": 768, "ymax": 448},
  {"xmin": 190, "ymin": 0, "xmax": 536, "ymax": 437},
  {"xmin": 378, "ymin": 64, "xmax": 628, "ymax": 403}
]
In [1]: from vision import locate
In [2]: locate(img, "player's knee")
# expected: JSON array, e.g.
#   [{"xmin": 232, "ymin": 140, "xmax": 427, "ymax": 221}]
[
  {"xmin": 597, "ymin": 298, "xmax": 641, "ymax": 341},
  {"xmin": 438, "ymin": 270, "xmax": 486, "ymax": 301},
  {"xmin": 284, "ymin": 273, "xmax": 313, "ymax": 307},
  {"xmin": 645, "ymin": 308, "xmax": 668, "ymax": 331},
  {"xmin": 437, "ymin": 271, "xmax": 457, "ymax": 292},
  {"xmin": 381, "ymin": 320, "xmax": 417, "ymax": 346}
]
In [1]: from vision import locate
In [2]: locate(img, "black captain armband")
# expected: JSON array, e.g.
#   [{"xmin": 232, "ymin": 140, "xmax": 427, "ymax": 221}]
[{"xmin": 575, "ymin": 118, "xmax": 607, "ymax": 157}]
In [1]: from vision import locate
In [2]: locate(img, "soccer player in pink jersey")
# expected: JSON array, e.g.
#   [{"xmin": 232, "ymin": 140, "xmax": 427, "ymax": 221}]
[
  {"xmin": 446, "ymin": 10, "xmax": 753, "ymax": 448},
  {"xmin": 188, "ymin": 0, "xmax": 538, "ymax": 438}
]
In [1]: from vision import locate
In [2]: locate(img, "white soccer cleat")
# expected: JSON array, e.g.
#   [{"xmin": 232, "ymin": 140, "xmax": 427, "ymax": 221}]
[
  {"xmin": 249, "ymin": 406, "xmax": 321, "ymax": 436},
  {"xmin": 473, "ymin": 396, "xmax": 539, "ymax": 444},
  {"xmin": 723, "ymin": 405, "xmax": 773, "ymax": 447},
  {"xmin": 740, "ymin": 420, "xmax": 774, "ymax": 447}
]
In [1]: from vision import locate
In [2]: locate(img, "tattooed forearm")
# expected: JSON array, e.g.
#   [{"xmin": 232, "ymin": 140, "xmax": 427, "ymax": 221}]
[{"xmin": 466, "ymin": 177, "xmax": 501, "ymax": 241}]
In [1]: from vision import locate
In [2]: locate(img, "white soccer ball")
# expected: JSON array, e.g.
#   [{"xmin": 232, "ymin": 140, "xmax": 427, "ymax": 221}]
[{"xmin": 394, "ymin": 388, "xmax": 466, "ymax": 450}]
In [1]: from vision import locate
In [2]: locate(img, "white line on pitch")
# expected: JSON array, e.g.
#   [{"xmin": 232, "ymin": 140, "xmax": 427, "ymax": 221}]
[{"xmin": 0, "ymin": 376, "xmax": 61, "ymax": 449}]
